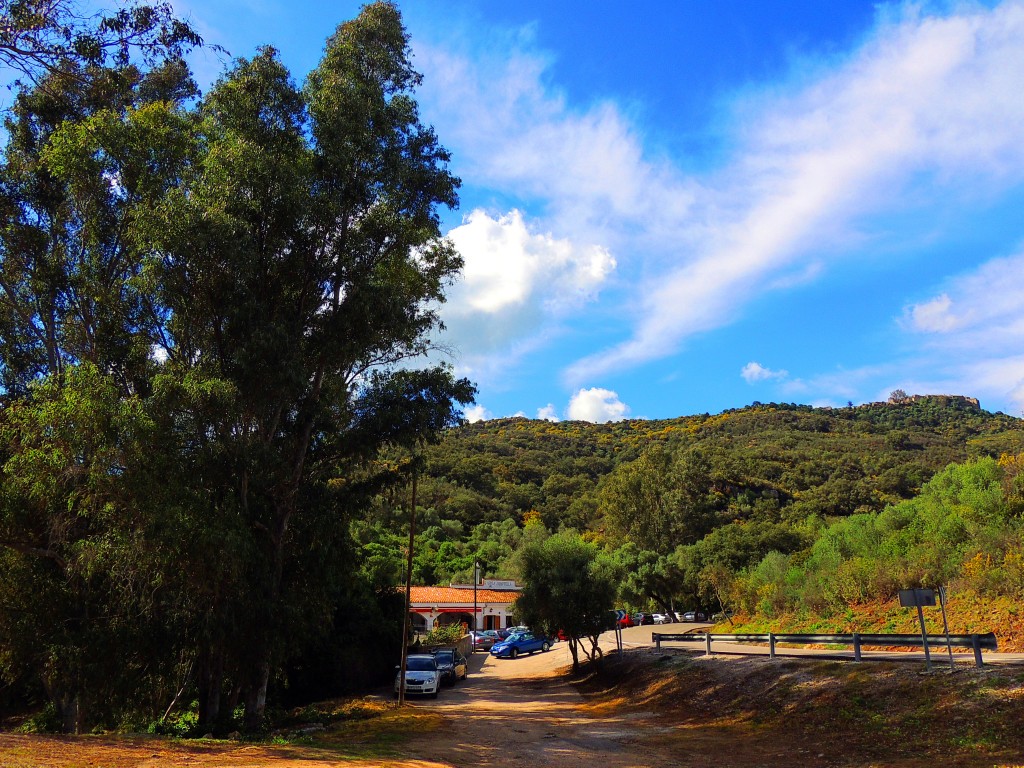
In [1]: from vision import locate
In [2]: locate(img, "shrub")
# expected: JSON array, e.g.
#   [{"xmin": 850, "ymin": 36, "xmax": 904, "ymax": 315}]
[{"xmin": 423, "ymin": 623, "xmax": 465, "ymax": 646}]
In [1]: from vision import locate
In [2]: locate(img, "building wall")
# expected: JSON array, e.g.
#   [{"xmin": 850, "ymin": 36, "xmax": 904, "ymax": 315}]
[{"xmin": 410, "ymin": 602, "xmax": 516, "ymax": 631}]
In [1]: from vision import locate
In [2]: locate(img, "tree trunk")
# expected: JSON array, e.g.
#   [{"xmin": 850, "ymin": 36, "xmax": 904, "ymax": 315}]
[
  {"xmin": 42, "ymin": 676, "xmax": 82, "ymax": 734},
  {"xmin": 567, "ymin": 638, "xmax": 580, "ymax": 674},
  {"xmin": 243, "ymin": 658, "xmax": 270, "ymax": 730},
  {"xmin": 197, "ymin": 644, "xmax": 223, "ymax": 732},
  {"xmin": 59, "ymin": 695, "xmax": 81, "ymax": 735}
]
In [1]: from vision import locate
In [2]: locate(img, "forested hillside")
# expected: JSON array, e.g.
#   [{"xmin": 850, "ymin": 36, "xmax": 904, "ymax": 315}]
[{"xmin": 361, "ymin": 397, "xmax": 1023, "ymax": 589}]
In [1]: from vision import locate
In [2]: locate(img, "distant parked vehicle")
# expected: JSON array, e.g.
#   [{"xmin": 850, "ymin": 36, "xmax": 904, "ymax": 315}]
[
  {"xmin": 652, "ymin": 613, "xmax": 673, "ymax": 624},
  {"xmin": 633, "ymin": 612, "xmax": 655, "ymax": 625},
  {"xmin": 490, "ymin": 631, "xmax": 551, "ymax": 659},
  {"xmin": 617, "ymin": 612, "xmax": 635, "ymax": 628},
  {"xmin": 471, "ymin": 630, "xmax": 499, "ymax": 651},
  {"xmin": 682, "ymin": 611, "xmax": 708, "ymax": 622}
]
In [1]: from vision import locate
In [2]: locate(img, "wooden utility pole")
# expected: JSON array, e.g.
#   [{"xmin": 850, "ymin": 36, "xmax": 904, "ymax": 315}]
[{"xmin": 398, "ymin": 461, "xmax": 418, "ymax": 705}]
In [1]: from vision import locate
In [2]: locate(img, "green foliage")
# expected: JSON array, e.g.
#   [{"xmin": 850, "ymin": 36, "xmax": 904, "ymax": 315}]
[
  {"xmin": 0, "ymin": 0, "xmax": 473, "ymax": 734},
  {"xmin": 727, "ymin": 456, "xmax": 1024, "ymax": 618},
  {"xmin": 148, "ymin": 705, "xmax": 200, "ymax": 738},
  {"xmin": 424, "ymin": 623, "xmax": 465, "ymax": 646},
  {"xmin": 515, "ymin": 532, "xmax": 615, "ymax": 672}
]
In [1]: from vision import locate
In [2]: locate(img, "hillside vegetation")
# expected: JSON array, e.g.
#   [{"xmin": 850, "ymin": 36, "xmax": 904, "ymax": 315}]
[
  {"xmin": 363, "ymin": 397, "xmax": 1021, "ymax": 573},
  {"xmin": 358, "ymin": 396, "xmax": 1024, "ymax": 650}
]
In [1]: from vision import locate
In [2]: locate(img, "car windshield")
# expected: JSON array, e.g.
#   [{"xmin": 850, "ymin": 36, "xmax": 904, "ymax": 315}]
[
  {"xmin": 406, "ymin": 657, "xmax": 436, "ymax": 672},
  {"xmin": 434, "ymin": 651, "xmax": 453, "ymax": 663},
  {"xmin": 507, "ymin": 633, "xmax": 529, "ymax": 641}
]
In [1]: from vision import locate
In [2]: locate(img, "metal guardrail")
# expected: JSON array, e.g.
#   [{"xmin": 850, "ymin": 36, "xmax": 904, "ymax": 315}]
[{"xmin": 652, "ymin": 631, "xmax": 999, "ymax": 668}]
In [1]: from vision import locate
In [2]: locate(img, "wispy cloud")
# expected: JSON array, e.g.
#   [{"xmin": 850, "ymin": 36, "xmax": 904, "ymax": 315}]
[
  {"xmin": 899, "ymin": 249, "xmax": 1024, "ymax": 411},
  {"xmin": 559, "ymin": 2, "xmax": 1024, "ymax": 381}
]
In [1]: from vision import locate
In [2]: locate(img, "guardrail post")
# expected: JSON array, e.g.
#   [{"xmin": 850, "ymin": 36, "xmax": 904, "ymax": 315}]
[
  {"xmin": 655, "ymin": 634, "xmax": 661, "ymax": 650},
  {"xmin": 705, "ymin": 632, "xmax": 712, "ymax": 656},
  {"xmin": 769, "ymin": 633, "xmax": 776, "ymax": 659},
  {"xmin": 853, "ymin": 633, "xmax": 861, "ymax": 662},
  {"xmin": 972, "ymin": 634, "xmax": 984, "ymax": 668}
]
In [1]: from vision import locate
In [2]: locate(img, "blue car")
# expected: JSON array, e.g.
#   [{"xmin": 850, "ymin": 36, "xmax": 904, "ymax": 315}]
[{"xmin": 489, "ymin": 630, "xmax": 551, "ymax": 659}]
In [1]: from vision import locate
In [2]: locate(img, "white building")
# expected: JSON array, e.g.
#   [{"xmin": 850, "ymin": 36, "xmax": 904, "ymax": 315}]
[{"xmin": 406, "ymin": 580, "xmax": 521, "ymax": 633}]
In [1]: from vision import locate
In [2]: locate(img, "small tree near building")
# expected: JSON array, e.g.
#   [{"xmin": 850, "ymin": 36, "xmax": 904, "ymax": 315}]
[{"xmin": 514, "ymin": 532, "xmax": 615, "ymax": 674}]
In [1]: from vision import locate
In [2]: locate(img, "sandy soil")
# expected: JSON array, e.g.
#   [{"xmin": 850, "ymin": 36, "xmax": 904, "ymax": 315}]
[
  {"xmin": 398, "ymin": 626, "xmax": 749, "ymax": 768},
  {"xmin": 404, "ymin": 634, "xmax": 674, "ymax": 768}
]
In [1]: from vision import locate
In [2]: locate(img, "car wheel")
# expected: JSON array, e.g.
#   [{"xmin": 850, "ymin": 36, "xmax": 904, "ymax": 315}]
[
  {"xmin": 510, "ymin": 648, "xmax": 519, "ymax": 659},
  {"xmin": 541, "ymin": 641, "xmax": 550, "ymax": 652}
]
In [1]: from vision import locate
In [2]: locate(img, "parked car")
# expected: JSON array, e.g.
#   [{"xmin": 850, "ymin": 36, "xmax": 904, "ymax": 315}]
[
  {"xmin": 490, "ymin": 631, "xmax": 551, "ymax": 659},
  {"xmin": 432, "ymin": 648, "xmax": 468, "ymax": 684},
  {"xmin": 616, "ymin": 612, "xmax": 635, "ymax": 628},
  {"xmin": 652, "ymin": 613, "xmax": 674, "ymax": 624},
  {"xmin": 470, "ymin": 629, "xmax": 500, "ymax": 651},
  {"xmin": 633, "ymin": 612, "xmax": 656, "ymax": 625},
  {"xmin": 395, "ymin": 654, "xmax": 440, "ymax": 698},
  {"xmin": 682, "ymin": 611, "xmax": 709, "ymax": 622}
]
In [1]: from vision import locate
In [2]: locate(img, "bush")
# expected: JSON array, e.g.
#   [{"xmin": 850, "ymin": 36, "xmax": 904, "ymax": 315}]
[
  {"xmin": 423, "ymin": 623, "xmax": 465, "ymax": 646},
  {"xmin": 17, "ymin": 703, "xmax": 61, "ymax": 734}
]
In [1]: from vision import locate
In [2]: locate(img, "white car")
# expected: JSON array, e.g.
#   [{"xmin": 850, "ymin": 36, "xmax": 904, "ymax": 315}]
[
  {"xmin": 394, "ymin": 654, "xmax": 440, "ymax": 698},
  {"xmin": 652, "ymin": 613, "xmax": 673, "ymax": 624}
]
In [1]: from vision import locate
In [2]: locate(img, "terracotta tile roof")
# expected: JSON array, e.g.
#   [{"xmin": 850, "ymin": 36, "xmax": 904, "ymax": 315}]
[{"xmin": 407, "ymin": 586, "xmax": 519, "ymax": 604}]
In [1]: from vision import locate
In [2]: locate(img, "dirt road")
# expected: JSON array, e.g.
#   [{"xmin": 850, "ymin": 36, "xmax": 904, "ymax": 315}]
[{"xmin": 401, "ymin": 632, "xmax": 679, "ymax": 768}]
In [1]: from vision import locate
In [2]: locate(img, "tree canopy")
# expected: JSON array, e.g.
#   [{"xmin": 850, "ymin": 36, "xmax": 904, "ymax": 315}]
[
  {"xmin": 514, "ymin": 531, "xmax": 615, "ymax": 673},
  {"xmin": 0, "ymin": 0, "xmax": 473, "ymax": 733}
]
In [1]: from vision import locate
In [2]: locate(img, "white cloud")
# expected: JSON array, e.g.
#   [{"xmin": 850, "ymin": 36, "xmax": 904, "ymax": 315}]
[
  {"xmin": 567, "ymin": 388, "xmax": 630, "ymax": 423},
  {"xmin": 897, "ymin": 249, "xmax": 1024, "ymax": 411},
  {"xmin": 904, "ymin": 293, "xmax": 962, "ymax": 332},
  {"xmin": 445, "ymin": 209, "xmax": 615, "ymax": 317},
  {"xmin": 536, "ymin": 404, "xmax": 560, "ymax": 422},
  {"xmin": 437, "ymin": 208, "xmax": 615, "ymax": 383},
  {"xmin": 561, "ymin": 2, "xmax": 1024, "ymax": 381},
  {"xmin": 741, "ymin": 362, "xmax": 788, "ymax": 383},
  {"xmin": 416, "ymin": 43, "xmax": 699, "ymax": 251},
  {"xmin": 415, "ymin": 2, "xmax": 1024, "ymax": 411},
  {"xmin": 903, "ymin": 252, "xmax": 1024, "ymax": 352},
  {"xmin": 463, "ymin": 404, "xmax": 491, "ymax": 423}
]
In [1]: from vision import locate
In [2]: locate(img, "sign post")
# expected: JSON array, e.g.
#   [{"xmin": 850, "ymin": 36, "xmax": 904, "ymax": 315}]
[
  {"xmin": 899, "ymin": 588, "xmax": 936, "ymax": 672},
  {"xmin": 613, "ymin": 610, "xmax": 625, "ymax": 653},
  {"xmin": 938, "ymin": 586, "xmax": 955, "ymax": 672}
]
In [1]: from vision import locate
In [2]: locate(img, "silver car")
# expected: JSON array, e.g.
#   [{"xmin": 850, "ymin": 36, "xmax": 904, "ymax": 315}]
[{"xmin": 394, "ymin": 654, "xmax": 440, "ymax": 698}]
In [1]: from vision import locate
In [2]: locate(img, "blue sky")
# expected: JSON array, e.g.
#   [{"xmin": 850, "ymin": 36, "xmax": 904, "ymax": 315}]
[{"xmin": 172, "ymin": 1, "xmax": 1024, "ymax": 422}]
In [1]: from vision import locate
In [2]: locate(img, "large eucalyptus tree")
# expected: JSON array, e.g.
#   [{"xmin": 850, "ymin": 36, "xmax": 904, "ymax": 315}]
[{"xmin": 0, "ymin": 1, "xmax": 473, "ymax": 731}]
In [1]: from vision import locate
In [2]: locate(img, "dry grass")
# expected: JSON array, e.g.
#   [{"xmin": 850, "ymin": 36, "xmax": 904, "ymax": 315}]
[{"xmin": 575, "ymin": 647, "xmax": 1024, "ymax": 767}]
